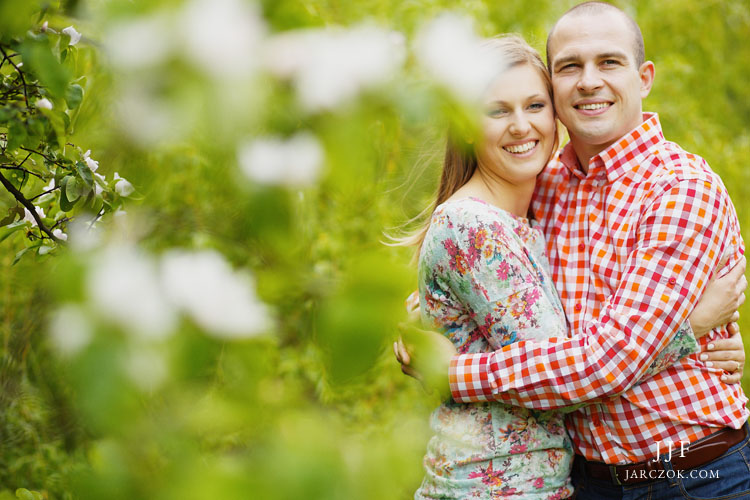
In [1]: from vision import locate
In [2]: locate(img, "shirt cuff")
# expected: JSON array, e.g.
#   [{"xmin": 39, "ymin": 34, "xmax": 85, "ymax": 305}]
[{"xmin": 449, "ymin": 353, "xmax": 496, "ymax": 403}]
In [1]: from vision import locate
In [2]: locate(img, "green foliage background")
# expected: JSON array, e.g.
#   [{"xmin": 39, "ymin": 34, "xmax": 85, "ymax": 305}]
[{"xmin": 0, "ymin": 0, "xmax": 748, "ymax": 499}]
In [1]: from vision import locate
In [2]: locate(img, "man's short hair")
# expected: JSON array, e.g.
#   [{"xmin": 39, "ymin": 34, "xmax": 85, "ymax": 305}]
[{"xmin": 546, "ymin": 1, "xmax": 645, "ymax": 71}]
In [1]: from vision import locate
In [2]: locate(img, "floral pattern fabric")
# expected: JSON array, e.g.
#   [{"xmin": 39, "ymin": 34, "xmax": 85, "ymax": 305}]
[{"xmin": 416, "ymin": 197, "xmax": 574, "ymax": 500}]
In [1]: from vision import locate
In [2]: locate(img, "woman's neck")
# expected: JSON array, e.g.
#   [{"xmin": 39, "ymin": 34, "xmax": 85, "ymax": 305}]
[{"xmin": 450, "ymin": 170, "xmax": 535, "ymax": 218}]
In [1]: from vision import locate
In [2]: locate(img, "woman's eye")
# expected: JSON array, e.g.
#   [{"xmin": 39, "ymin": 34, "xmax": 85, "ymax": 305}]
[
  {"xmin": 486, "ymin": 109, "xmax": 508, "ymax": 117},
  {"xmin": 528, "ymin": 103, "xmax": 545, "ymax": 111}
]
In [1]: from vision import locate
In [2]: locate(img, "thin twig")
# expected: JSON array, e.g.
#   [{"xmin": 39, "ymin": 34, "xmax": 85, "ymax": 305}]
[
  {"xmin": 51, "ymin": 217, "xmax": 70, "ymax": 229},
  {"xmin": 19, "ymin": 147, "xmax": 68, "ymax": 169},
  {"xmin": 0, "ymin": 165, "xmax": 45, "ymax": 180},
  {"xmin": 17, "ymin": 151, "xmax": 33, "ymax": 168},
  {"xmin": 29, "ymin": 186, "xmax": 59, "ymax": 201},
  {"xmin": 0, "ymin": 171, "xmax": 59, "ymax": 241},
  {"xmin": 0, "ymin": 46, "xmax": 29, "ymax": 109}
]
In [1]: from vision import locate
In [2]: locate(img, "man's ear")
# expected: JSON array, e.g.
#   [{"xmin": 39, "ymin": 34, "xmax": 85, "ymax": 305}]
[{"xmin": 639, "ymin": 61, "xmax": 655, "ymax": 99}]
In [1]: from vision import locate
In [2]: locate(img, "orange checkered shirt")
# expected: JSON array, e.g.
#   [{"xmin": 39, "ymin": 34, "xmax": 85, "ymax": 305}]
[{"xmin": 449, "ymin": 113, "xmax": 749, "ymax": 464}]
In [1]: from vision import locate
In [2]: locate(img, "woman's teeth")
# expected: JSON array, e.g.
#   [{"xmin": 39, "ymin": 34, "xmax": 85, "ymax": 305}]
[{"xmin": 504, "ymin": 141, "xmax": 537, "ymax": 154}]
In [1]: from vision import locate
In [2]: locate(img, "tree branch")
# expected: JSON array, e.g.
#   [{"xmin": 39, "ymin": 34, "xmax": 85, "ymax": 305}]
[
  {"xmin": 0, "ymin": 171, "xmax": 59, "ymax": 241},
  {"xmin": 0, "ymin": 165, "xmax": 45, "ymax": 180}
]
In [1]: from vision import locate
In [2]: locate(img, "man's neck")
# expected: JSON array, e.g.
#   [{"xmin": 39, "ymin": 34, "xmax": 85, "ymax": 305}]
[{"xmin": 570, "ymin": 138, "xmax": 608, "ymax": 175}]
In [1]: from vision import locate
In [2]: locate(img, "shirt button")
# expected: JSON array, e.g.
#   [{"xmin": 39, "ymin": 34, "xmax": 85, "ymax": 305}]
[
  {"xmin": 578, "ymin": 242, "xmax": 585, "ymax": 251},
  {"xmin": 668, "ymin": 277, "xmax": 677, "ymax": 286},
  {"xmin": 575, "ymin": 303, "xmax": 582, "ymax": 312}
]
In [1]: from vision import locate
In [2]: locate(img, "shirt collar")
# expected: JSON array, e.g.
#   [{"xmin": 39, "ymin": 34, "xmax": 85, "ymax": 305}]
[{"xmin": 558, "ymin": 112, "xmax": 665, "ymax": 183}]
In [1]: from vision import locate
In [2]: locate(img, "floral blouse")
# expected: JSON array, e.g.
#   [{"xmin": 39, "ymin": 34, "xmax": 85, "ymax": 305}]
[{"xmin": 414, "ymin": 197, "xmax": 698, "ymax": 500}]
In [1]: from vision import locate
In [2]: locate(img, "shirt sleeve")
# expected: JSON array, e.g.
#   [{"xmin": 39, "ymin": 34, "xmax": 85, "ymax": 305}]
[{"xmin": 450, "ymin": 177, "xmax": 741, "ymax": 409}]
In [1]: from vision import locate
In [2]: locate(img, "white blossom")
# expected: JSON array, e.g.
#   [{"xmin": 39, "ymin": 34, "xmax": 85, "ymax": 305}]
[
  {"xmin": 41, "ymin": 21, "xmax": 48, "ymax": 32},
  {"xmin": 48, "ymin": 304, "xmax": 92, "ymax": 356},
  {"xmin": 35, "ymin": 98, "xmax": 53, "ymax": 110},
  {"xmin": 161, "ymin": 250, "xmax": 271, "ymax": 338},
  {"xmin": 105, "ymin": 14, "xmax": 173, "ymax": 70},
  {"xmin": 264, "ymin": 25, "xmax": 405, "ymax": 111},
  {"xmin": 53, "ymin": 228, "xmax": 68, "ymax": 241},
  {"xmin": 67, "ymin": 217, "xmax": 102, "ymax": 252},
  {"xmin": 23, "ymin": 206, "xmax": 45, "ymax": 227},
  {"xmin": 62, "ymin": 26, "xmax": 82, "ymax": 46},
  {"xmin": 125, "ymin": 347, "xmax": 168, "ymax": 391},
  {"xmin": 113, "ymin": 172, "xmax": 135, "ymax": 197},
  {"xmin": 87, "ymin": 245, "xmax": 177, "ymax": 339},
  {"xmin": 114, "ymin": 82, "xmax": 176, "ymax": 146},
  {"xmin": 238, "ymin": 132, "xmax": 323, "ymax": 187},
  {"xmin": 83, "ymin": 150, "xmax": 99, "ymax": 172},
  {"xmin": 93, "ymin": 173, "xmax": 105, "ymax": 196},
  {"xmin": 414, "ymin": 14, "xmax": 503, "ymax": 102},
  {"xmin": 181, "ymin": 0, "xmax": 265, "ymax": 78}
]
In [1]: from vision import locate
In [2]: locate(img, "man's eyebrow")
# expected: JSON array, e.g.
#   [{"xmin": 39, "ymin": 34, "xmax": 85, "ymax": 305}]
[
  {"xmin": 552, "ymin": 54, "xmax": 580, "ymax": 69},
  {"xmin": 598, "ymin": 51, "xmax": 629, "ymax": 61},
  {"xmin": 552, "ymin": 51, "xmax": 630, "ymax": 69}
]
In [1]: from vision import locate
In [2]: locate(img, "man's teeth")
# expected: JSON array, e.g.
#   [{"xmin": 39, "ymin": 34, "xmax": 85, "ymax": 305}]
[
  {"xmin": 577, "ymin": 102, "xmax": 609, "ymax": 110},
  {"xmin": 504, "ymin": 141, "xmax": 536, "ymax": 154}
]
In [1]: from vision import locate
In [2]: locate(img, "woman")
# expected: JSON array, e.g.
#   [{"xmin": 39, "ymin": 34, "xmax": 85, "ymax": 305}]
[{"xmin": 402, "ymin": 35, "xmax": 744, "ymax": 499}]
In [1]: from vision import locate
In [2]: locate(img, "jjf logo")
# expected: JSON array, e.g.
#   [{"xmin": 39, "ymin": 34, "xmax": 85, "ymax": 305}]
[{"xmin": 652, "ymin": 440, "xmax": 690, "ymax": 462}]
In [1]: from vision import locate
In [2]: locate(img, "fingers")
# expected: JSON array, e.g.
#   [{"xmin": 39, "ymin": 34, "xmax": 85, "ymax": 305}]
[
  {"xmin": 393, "ymin": 340, "xmax": 411, "ymax": 366},
  {"xmin": 727, "ymin": 321, "xmax": 740, "ymax": 338},
  {"xmin": 731, "ymin": 311, "xmax": 741, "ymax": 322},
  {"xmin": 706, "ymin": 360, "xmax": 742, "ymax": 372},
  {"xmin": 722, "ymin": 370, "xmax": 743, "ymax": 385},
  {"xmin": 401, "ymin": 364, "xmax": 421, "ymax": 381}
]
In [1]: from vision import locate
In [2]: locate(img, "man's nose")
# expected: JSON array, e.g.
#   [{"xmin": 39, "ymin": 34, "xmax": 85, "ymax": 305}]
[{"xmin": 577, "ymin": 64, "xmax": 603, "ymax": 92}]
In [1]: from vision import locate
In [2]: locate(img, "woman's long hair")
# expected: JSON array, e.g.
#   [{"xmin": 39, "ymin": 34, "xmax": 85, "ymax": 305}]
[{"xmin": 390, "ymin": 34, "xmax": 557, "ymax": 254}]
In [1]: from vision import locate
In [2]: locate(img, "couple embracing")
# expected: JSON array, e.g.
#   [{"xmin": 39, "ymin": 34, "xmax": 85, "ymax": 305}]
[{"xmin": 395, "ymin": 2, "xmax": 750, "ymax": 499}]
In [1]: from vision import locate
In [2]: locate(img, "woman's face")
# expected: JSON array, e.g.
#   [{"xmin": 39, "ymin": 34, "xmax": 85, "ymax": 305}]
[{"xmin": 475, "ymin": 63, "xmax": 556, "ymax": 185}]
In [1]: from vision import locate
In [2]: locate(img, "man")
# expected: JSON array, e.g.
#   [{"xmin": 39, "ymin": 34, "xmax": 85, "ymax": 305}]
[{"xmin": 398, "ymin": 2, "xmax": 750, "ymax": 498}]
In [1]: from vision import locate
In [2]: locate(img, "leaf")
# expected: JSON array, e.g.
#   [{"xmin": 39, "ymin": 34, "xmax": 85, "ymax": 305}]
[
  {"xmin": 0, "ymin": 220, "xmax": 26, "ymax": 243},
  {"xmin": 0, "ymin": 106, "xmax": 15, "ymax": 122},
  {"xmin": 13, "ymin": 244, "xmax": 39, "ymax": 265},
  {"xmin": 75, "ymin": 160, "xmax": 93, "ymax": 188},
  {"xmin": 65, "ymin": 84, "xmax": 84, "ymax": 109},
  {"xmin": 60, "ymin": 176, "xmax": 78, "ymax": 212},
  {"xmin": 7, "ymin": 119, "xmax": 28, "ymax": 151},
  {"xmin": 18, "ymin": 39, "xmax": 71, "ymax": 98},
  {"xmin": 14, "ymin": 488, "xmax": 43, "ymax": 500},
  {"xmin": 65, "ymin": 175, "xmax": 81, "ymax": 202}
]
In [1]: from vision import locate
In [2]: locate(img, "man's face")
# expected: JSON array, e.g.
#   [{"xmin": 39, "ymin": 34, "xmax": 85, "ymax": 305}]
[{"xmin": 548, "ymin": 11, "xmax": 653, "ymax": 160}]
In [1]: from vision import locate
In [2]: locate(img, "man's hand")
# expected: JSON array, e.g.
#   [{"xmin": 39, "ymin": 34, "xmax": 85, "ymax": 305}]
[
  {"xmin": 701, "ymin": 322, "xmax": 746, "ymax": 384},
  {"xmin": 394, "ymin": 322, "xmax": 457, "ymax": 400},
  {"xmin": 689, "ymin": 254, "xmax": 747, "ymax": 338}
]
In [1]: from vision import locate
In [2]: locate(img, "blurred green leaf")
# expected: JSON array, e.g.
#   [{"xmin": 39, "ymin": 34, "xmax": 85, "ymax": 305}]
[
  {"xmin": 0, "ymin": 220, "xmax": 26, "ymax": 242},
  {"xmin": 65, "ymin": 83, "xmax": 83, "ymax": 109},
  {"xmin": 18, "ymin": 38, "xmax": 71, "ymax": 98}
]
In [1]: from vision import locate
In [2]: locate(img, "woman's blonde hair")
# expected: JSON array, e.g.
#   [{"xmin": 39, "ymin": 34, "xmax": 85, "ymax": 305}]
[{"xmin": 392, "ymin": 34, "xmax": 557, "ymax": 253}]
